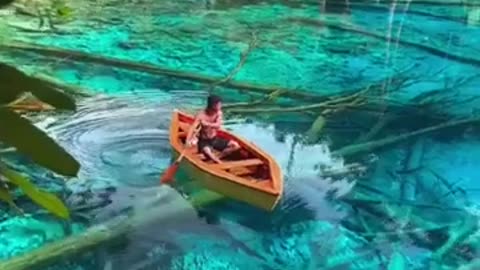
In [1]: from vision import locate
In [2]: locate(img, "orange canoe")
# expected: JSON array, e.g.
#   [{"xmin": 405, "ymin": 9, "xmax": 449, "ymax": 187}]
[{"xmin": 169, "ymin": 110, "xmax": 283, "ymax": 211}]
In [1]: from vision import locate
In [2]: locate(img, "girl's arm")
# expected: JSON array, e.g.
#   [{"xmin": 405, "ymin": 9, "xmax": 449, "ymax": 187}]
[{"xmin": 186, "ymin": 114, "xmax": 201, "ymax": 145}]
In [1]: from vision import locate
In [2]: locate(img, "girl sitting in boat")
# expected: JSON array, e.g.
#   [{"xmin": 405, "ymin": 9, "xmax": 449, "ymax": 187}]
[{"xmin": 185, "ymin": 95, "xmax": 240, "ymax": 163}]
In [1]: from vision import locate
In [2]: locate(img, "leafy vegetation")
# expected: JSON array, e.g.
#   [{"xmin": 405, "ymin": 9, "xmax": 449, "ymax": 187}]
[
  {"xmin": 13, "ymin": 0, "xmax": 74, "ymax": 29},
  {"xmin": 0, "ymin": 62, "xmax": 80, "ymax": 219},
  {"xmin": 0, "ymin": 0, "xmax": 15, "ymax": 8}
]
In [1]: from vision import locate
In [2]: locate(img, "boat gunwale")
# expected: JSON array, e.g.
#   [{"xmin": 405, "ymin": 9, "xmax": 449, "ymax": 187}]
[{"xmin": 169, "ymin": 109, "xmax": 283, "ymax": 195}]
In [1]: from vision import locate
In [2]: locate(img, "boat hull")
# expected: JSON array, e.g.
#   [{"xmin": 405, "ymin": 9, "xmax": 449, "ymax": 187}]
[{"xmin": 171, "ymin": 149, "xmax": 281, "ymax": 211}]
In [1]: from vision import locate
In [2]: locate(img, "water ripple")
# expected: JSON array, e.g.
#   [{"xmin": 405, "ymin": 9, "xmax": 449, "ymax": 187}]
[
  {"xmin": 40, "ymin": 89, "xmax": 349, "ymax": 220},
  {"xmin": 44, "ymin": 92, "xmax": 194, "ymax": 188}
]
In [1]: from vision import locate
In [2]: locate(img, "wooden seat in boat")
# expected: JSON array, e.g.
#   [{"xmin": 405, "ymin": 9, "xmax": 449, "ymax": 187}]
[{"xmin": 212, "ymin": 159, "xmax": 263, "ymax": 170}]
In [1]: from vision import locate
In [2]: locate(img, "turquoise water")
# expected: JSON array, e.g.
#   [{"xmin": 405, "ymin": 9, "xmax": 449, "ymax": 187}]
[{"xmin": 1, "ymin": 0, "xmax": 480, "ymax": 269}]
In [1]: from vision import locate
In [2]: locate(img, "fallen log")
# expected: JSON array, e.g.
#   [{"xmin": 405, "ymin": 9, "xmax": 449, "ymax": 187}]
[
  {"xmin": 356, "ymin": 0, "xmax": 480, "ymax": 6},
  {"xmin": 431, "ymin": 215, "xmax": 478, "ymax": 262},
  {"xmin": 319, "ymin": 162, "xmax": 367, "ymax": 178},
  {"xmin": 0, "ymin": 185, "xmax": 224, "ymax": 270},
  {"xmin": 302, "ymin": 0, "xmax": 467, "ymax": 23},
  {"xmin": 304, "ymin": 114, "xmax": 326, "ymax": 144},
  {"xmin": 332, "ymin": 116, "xmax": 480, "ymax": 157},
  {"xmin": 348, "ymin": 192, "xmax": 476, "ymax": 262},
  {"xmin": 458, "ymin": 259, "xmax": 480, "ymax": 270},
  {"xmin": 288, "ymin": 17, "xmax": 480, "ymax": 68},
  {"xmin": 397, "ymin": 138, "xmax": 425, "ymax": 228},
  {"xmin": 0, "ymin": 41, "xmax": 323, "ymax": 101},
  {"xmin": 353, "ymin": 115, "xmax": 394, "ymax": 143}
]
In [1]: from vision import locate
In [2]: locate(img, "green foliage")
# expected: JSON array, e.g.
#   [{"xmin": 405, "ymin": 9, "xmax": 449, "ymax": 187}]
[
  {"xmin": 0, "ymin": 0, "xmax": 14, "ymax": 8},
  {"xmin": 0, "ymin": 183, "xmax": 20, "ymax": 211},
  {"xmin": 0, "ymin": 107, "xmax": 80, "ymax": 176},
  {"xmin": 52, "ymin": 0, "xmax": 73, "ymax": 20},
  {"xmin": 0, "ymin": 63, "xmax": 76, "ymax": 110},
  {"xmin": 0, "ymin": 21, "xmax": 13, "ymax": 44},
  {"xmin": 1, "ymin": 163, "xmax": 70, "ymax": 219},
  {"xmin": 0, "ymin": 62, "xmax": 79, "ymax": 219}
]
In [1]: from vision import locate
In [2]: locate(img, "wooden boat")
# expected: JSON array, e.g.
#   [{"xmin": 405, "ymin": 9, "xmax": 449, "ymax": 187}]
[{"xmin": 169, "ymin": 110, "xmax": 283, "ymax": 211}]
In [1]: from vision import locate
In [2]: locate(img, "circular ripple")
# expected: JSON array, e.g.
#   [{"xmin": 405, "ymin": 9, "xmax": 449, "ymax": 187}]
[{"xmin": 45, "ymin": 90, "xmax": 204, "ymax": 188}]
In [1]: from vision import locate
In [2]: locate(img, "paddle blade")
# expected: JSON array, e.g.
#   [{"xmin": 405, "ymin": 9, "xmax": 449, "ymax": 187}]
[{"xmin": 160, "ymin": 163, "xmax": 179, "ymax": 184}]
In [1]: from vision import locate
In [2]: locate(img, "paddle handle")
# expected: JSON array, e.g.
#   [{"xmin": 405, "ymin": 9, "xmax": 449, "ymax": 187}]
[
  {"xmin": 176, "ymin": 125, "xmax": 201, "ymax": 162},
  {"xmin": 175, "ymin": 150, "xmax": 187, "ymax": 163}
]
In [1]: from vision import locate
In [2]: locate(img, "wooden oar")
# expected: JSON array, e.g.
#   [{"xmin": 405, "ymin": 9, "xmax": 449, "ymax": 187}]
[
  {"xmin": 159, "ymin": 151, "xmax": 186, "ymax": 184},
  {"xmin": 160, "ymin": 125, "xmax": 199, "ymax": 184}
]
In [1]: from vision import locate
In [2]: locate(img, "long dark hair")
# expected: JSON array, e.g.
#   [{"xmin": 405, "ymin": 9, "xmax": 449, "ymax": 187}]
[{"xmin": 205, "ymin": 95, "xmax": 221, "ymax": 114}]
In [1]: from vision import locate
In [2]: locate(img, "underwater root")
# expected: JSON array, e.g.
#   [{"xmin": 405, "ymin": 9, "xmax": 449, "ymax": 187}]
[
  {"xmin": 332, "ymin": 116, "xmax": 480, "ymax": 157},
  {"xmin": 288, "ymin": 17, "xmax": 480, "ymax": 68},
  {"xmin": 0, "ymin": 41, "xmax": 324, "ymax": 101}
]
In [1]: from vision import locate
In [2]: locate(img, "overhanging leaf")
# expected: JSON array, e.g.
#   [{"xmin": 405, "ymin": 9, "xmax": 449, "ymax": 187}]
[
  {"xmin": 0, "ymin": 63, "xmax": 76, "ymax": 110},
  {"xmin": 0, "ymin": 0, "xmax": 15, "ymax": 8},
  {"xmin": 1, "ymin": 165, "xmax": 70, "ymax": 219},
  {"xmin": 0, "ymin": 107, "xmax": 80, "ymax": 176}
]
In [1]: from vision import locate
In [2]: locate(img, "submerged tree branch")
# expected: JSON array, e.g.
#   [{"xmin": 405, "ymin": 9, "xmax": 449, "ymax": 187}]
[
  {"xmin": 226, "ymin": 85, "xmax": 370, "ymax": 114},
  {"xmin": 0, "ymin": 186, "xmax": 224, "ymax": 270},
  {"xmin": 210, "ymin": 31, "xmax": 258, "ymax": 90},
  {"xmin": 0, "ymin": 41, "xmax": 323, "ymax": 101},
  {"xmin": 333, "ymin": 116, "xmax": 480, "ymax": 157},
  {"xmin": 288, "ymin": 17, "xmax": 480, "ymax": 68}
]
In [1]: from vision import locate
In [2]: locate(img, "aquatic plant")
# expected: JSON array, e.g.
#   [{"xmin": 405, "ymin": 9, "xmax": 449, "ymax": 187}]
[
  {"xmin": 13, "ymin": 0, "xmax": 73, "ymax": 29},
  {"xmin": 0, "ymin": 62, "xmax": 79, "ymax": 219},
  {"xmin": 0, "ymin": 0, "xmax": 14, "ymax": 8}
]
